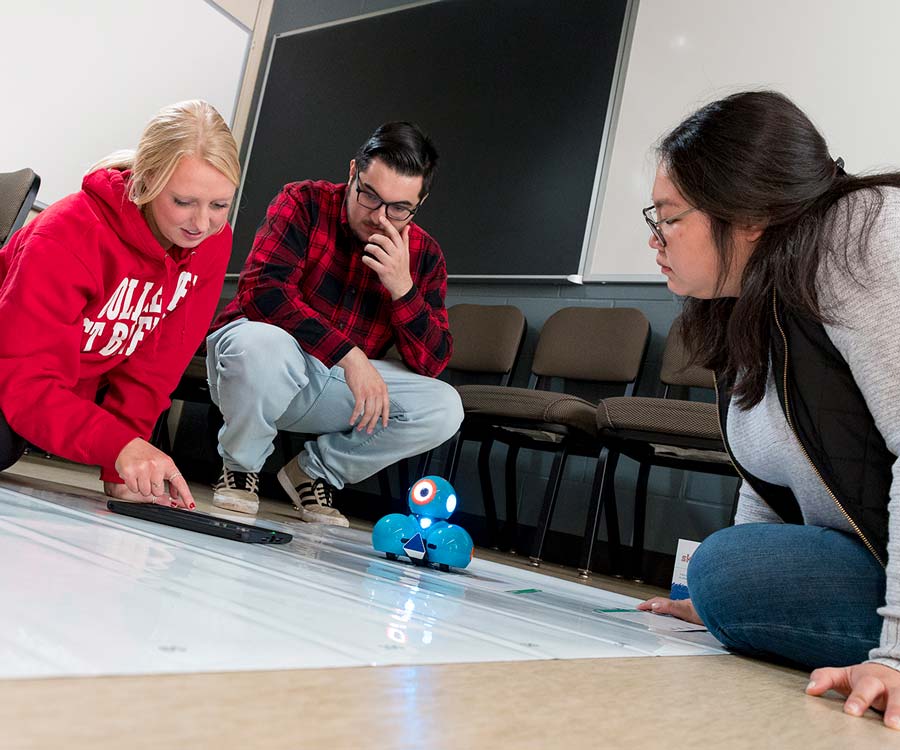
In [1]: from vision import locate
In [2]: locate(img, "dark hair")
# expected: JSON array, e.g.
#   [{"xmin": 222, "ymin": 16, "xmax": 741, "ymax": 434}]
[
  {"xmin": 663, "ymin": 90, "xmax": 900, "ymax": 408},
  {"xmin": 354, "ymin": 121, "xmax": 438, "ymax": 198}
]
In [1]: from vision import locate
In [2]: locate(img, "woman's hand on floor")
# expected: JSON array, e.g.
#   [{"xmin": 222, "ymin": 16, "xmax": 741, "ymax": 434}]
[
  {"xmin": 636, "ymin": 596, "xmax": 704, "ymax": 625},
  {"xmin": 807, "ymin": 662, "xmax": 900, "ymax": 730},
  {"xmin": 112, "ymin": 438, "xmax": 194, "ymax": 509}
]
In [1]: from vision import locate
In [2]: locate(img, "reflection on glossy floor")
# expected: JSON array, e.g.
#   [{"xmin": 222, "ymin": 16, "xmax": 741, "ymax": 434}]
[
  {"xmin": 0, "ymin": 460, "xmax": 722, "ymax": 680},
  {"xmin": 1, "ymin": 457, "xmax": 891, "ymax": 749}
]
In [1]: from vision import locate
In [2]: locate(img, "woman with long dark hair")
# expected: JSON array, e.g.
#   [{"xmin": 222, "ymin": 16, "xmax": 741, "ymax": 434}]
[{"xmin": 636, "ymin": 91, "xmax": 900, "ymax": 729}]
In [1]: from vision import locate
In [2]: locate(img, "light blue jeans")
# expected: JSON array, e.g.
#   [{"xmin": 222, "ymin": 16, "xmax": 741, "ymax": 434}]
[
  {"xmin": 206, "ymin": 319, "xmax": 464, "ymax": 489},
  {"xmin": 688, "ymin": 523, "xmax": 886, "ymax": 669}
]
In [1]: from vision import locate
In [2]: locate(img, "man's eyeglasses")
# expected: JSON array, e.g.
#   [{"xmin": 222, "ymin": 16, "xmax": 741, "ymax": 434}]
[
  {"xmin": 642, "ymin": 205, "xmax": 695, "ymax": 247},
  {"xmin": 356, "ymin": 175, "xmax": 422, "ymax": 221}
]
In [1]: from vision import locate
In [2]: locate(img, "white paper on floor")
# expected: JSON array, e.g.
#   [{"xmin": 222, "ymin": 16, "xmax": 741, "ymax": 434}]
[{"xmin": 0, "ymin": 485, "xmax": 725, "ymax": 679}]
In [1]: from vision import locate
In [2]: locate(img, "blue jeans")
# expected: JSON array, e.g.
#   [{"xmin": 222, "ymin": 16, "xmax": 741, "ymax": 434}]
[
  {"xmin": 206, "ymin": 319, "xmax": 464, "ymax": 488},
  {"xmin": 688, "ymin": 523, "xmax": 886, "ymax": 669}
]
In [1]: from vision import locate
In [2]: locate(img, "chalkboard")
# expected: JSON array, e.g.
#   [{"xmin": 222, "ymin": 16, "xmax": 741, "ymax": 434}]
[{"xmin": 234, "ymin": 0, "xmax": 629, "ymax": 277}]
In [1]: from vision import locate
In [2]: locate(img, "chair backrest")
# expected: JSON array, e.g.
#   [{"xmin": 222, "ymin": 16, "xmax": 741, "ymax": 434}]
[
  {"xmin": 659, "ymin": 318, "xmax": 714, "ymax": 392},
  {"xmin": 446, "ymin": 304, "xmax": 527, "ymax": 385},
  {"xmin": 0, "ymin": 169, "xmax": 41, "ymax": 247},
  {"xmin": 531, "ymin": 307, "xmax": 650, "ymax": 391}
]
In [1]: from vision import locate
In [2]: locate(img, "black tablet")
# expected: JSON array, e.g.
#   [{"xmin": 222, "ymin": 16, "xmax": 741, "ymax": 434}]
[{"xmin": 107, "ymin": 501, "xmax": 293, "ymax": 545}]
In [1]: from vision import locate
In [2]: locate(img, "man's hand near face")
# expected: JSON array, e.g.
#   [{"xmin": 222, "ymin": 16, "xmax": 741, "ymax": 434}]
[
  {"xmin": 361, "ymin": 216, "xmax": 414, "ymax": 300},
  {"xmin": 346, "ymin": 211, "xmax": 417, "ymax": 431}
]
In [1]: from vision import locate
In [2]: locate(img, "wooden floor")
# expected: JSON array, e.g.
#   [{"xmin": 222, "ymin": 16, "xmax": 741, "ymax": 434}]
[{"xmin": 0, "ymin": 456, "xmax": 890, "ymax": 749}]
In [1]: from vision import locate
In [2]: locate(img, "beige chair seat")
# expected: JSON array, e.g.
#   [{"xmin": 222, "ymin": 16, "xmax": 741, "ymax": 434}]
[
  {"xmin": 597, "ymin": 397, "xmax": 720, "ymax": 440},
  {"xmin": 458, "ymin": 385, "xmax": 598, "ymax": 437},
  {"xmin": 648, "ymin": 443, "xmax": 732, "ymax": 463},
  {"xmin": 447, "ymin": 305, "xmax": 650, "ymax": 567},
  {"xmin": 579, "ymin": 319, "xmax": 738, "ymax": 582}
]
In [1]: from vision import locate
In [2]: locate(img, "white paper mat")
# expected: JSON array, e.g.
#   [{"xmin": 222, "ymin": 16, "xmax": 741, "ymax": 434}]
[{"xmin": 0, "ymin": 486, "xmax": 725, "ymax": 679}]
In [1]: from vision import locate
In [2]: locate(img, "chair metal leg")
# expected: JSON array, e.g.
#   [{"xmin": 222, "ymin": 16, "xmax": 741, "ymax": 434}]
[
  {"xmin": 503, "ymin": 444, "xmax": 521, "ymax": 553},
  {"xmin": 631, "ymin": 461, "xmax": 651, "ymax": 582},
  {"xmin": 279, "ymin": 432, "xmax": 295, "ymax": 464},
  {"xmin": 415, "ymin": 451, "xmax": 430, "ymax": 478},
  {"xmin": 578, "ymin": 448, "xmax": 620, "ymax": 579},
  {"xmin": 377, "ymin": 469, "xmax": 396, "ymax": 506},
  {"xmin": 529, "ymin": 445, "xmax": 569, "ymax": 567},
  {"xmin": 419, "ymin": 448, "xmax": 434, "ymax": 476},
  {"xmin": 445, "ymin": 430, "xmax": 464, "ymax": 484},
  {"xmin": 602, "ymin": 454, "xmax": 622, "ymax": 576},
  {"xmin": 398, "ymin": 458, "xmax": 410, "ymax": 497},
  {"xmin": 476, "ymin": 439, "xmax": 499, "ymax": 548}
]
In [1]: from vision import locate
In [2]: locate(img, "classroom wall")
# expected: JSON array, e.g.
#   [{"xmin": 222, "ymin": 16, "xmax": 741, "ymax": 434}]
[
  {"xmin": 441, "ymin": 282, "xmax": 737, "ymax": 555},
  {"xmin": 214, "ymin": 0, "xmax": 261, "ymax": 28},
  {"xmin": 231, "ymin": 0, "xmax": 739, "ymax": 557},
  {"xmin": 4, "ymin": 1, "xmax": 251, "ymax": 207}
]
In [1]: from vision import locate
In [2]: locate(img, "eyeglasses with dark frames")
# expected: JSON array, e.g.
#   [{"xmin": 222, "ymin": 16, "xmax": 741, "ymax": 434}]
[
  {"xmin": 355, "ymin": 174, "xmax": 422, "ymax": 221},
  {"xmin": 642, "ymin": 205, "xmax": 695, "ymax": 247}
]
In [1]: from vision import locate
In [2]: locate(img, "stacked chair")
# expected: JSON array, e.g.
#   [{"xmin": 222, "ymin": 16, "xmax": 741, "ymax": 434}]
[
  {"xmin": 451, "ymin": 307, "xmax": 650, "ymax": 569},
  {"xmin": 160, "ymin": 294, "xmax": 736, "ymax": 585},
  {"xmin": 442, "ymin": 304, "xmax": 527, "ymax": 390},
  {"xmin": 414, "ymin": 303, "xmax": 527, "ymax": 487},
  {"xmin": 579, "ymin": 319, "xmax": 737, "ymax": 580},
  {"xmin": 157, "ymin": 302, "xmax": 528, "ymax": 502},
  {"xmin": 0, "ymin": 167, "xmax": 42, "ymax": 459},
  {"xmin": 0, "ymin": 168, "xmax": 41, "ymax": 246}
]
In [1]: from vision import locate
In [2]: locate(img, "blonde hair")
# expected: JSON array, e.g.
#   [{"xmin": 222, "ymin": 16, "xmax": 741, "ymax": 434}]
[{"xmin": 90, "ymin": 100, "xmax": 240, "ymax": 206}]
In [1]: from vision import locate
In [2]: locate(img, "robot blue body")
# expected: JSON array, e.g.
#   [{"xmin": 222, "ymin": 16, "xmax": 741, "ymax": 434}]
[{"xmin": 372, "ymin": 476, "xmax": 474, "ymax": 571}]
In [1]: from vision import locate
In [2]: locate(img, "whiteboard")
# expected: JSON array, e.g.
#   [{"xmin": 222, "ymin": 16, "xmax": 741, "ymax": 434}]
[
  {"xmin": 584, "ymin": 0, "xmax": 900, "ymax": 281},
  {"xmin": 1, "ymin": 0, "xmax": 250, "ymax": 207}
]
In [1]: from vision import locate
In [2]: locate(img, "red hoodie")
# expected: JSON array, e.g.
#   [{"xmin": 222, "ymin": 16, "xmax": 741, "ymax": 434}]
[{"xmin": 0, "ymin": 168, "xmax": 230, "ymax": 482}]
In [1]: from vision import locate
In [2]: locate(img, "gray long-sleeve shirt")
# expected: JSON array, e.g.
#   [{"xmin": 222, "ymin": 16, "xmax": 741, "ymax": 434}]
[{"xmin": 727, "ymin": 188, "xmax": 900, "ymax": 670}]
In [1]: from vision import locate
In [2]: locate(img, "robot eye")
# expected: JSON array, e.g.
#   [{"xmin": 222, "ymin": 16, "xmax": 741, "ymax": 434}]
[{"xmin": 410, "ymin": 478, "xmax": 437, "ymax": 505}]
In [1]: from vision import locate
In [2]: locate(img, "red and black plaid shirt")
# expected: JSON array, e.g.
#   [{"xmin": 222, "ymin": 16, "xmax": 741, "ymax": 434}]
[{"xmin": 212, "ymin": 180, "xmax": 452, "ymax": 377}]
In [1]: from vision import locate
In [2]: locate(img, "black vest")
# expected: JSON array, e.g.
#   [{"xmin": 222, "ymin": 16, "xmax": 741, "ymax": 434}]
[{"xmin": 716, "ymin": 296, "xmax": 892, "ymax": 566}]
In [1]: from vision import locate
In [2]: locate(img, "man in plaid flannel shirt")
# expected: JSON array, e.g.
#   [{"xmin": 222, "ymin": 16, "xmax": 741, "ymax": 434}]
[{"xmin": 205, "ymin": 122, "xmax": 463, "ymax": 523}]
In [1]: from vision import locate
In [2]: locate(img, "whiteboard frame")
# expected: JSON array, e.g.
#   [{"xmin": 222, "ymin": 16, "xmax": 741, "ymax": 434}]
[{"xmin": 577, "ymin": 0, "xmax": 660, "ymax": 284}]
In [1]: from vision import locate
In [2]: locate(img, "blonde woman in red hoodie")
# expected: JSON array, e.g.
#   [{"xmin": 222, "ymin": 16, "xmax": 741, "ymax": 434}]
[{"xmin": 0, "ymin": 100, "xmax": 239, "ymax": 509}]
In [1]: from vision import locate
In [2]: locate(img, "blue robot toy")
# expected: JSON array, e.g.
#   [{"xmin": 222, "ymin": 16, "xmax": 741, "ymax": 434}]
[{"xmin": 372, "ymin": 476, "xmax": 474, "ymax": 571}]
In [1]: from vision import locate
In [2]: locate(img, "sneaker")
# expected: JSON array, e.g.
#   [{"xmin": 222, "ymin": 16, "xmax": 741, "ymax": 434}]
[
  {"xmin": 212, "ymin": 466, "xmax": 260, "ymax": 515},
  {"xmin": 277, "ymin": 458, "xmax": 349, "ymax": 527}
]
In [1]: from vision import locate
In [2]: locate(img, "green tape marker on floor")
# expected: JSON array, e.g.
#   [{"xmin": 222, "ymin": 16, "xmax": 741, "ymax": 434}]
[
  {"xmin": 593, "ymin": 607, "xmax": 638, "ymax": 613},
  {"xmin": 506, "ymin": 588, "xmax": 542, "ymax": 594}
]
